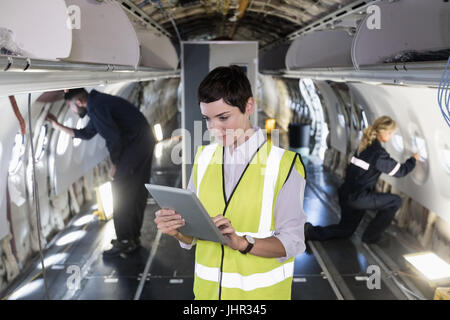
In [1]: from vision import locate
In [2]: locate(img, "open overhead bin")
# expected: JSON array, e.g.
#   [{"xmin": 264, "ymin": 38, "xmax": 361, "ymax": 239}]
[
  {"xmin": 259, "ymin": 43, "xmax": 290, "ymax": 72},
  {"xmin": 0, "ymin": 0, "xmax": 72, "ymax": 60},
  {"xmin": 286, "ymin": 30, "xmax": 354, "ymax": 70},
  {"xmin": 352, "ymin": 0, "xmax": 450, "ymax": 68},
  {"xmin": 136, "ymin": 30, "xmax": 178, "ymax": 70},
  {"xmin": 63, "ymin": 0, "xmax": 140, "ymax": 67}
]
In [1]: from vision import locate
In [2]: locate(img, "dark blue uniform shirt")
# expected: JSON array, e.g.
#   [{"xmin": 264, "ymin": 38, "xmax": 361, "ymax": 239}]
[
  {"xmin": 341, "ymin": 139, "xmax": 416, "ymax": 196},
  {"xmin": 73, "ymin": 90, "xmax": 154, "ymax": 178}
]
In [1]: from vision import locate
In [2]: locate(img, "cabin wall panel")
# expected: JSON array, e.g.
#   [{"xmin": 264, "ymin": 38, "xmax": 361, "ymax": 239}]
[{"xmin": 348, "ymin": 83, "xmax": 450, "ymax": 223}]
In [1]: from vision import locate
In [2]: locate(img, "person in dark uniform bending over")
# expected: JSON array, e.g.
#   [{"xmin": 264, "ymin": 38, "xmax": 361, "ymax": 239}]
[
  {"xmin": 46, "ymin": 88, "xmax": 155, "ymax": 258},
  {"xmin": 305, "ymin": 116, "xmax": 419, "ymax": 245}
]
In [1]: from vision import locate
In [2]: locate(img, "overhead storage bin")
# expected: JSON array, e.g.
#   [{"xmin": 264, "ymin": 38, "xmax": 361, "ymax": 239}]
[
  {"xmin": 0, "ymin": 0, "xmax": 72, "ymax": 60},
  {"xmin": 286, "ymin": 30, "xmax": 354, "ymax": 69},
  {"xmin": 259, "ymin": 43, "xmax": 290, "ymax": 72},
  {"xmin": 63, "ymin": 0, "xmax": 140, "ymax": 67},
  {"xmin": 352, "ymin": 0, "xmax": 450, "ymax": 68},
  {"xmin": 136, "ymin": 30, "xmax": 178, "ymax": 69}
]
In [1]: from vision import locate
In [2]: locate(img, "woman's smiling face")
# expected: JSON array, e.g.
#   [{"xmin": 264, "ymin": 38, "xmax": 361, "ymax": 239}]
[{"xmin": 200, "ymin": 98, "xmax": 254, "ymax": 147}]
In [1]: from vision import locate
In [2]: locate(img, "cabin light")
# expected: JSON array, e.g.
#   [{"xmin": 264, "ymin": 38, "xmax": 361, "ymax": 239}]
[
  {"xmin": 154, "ymin": 123, "xmax": 163, "ymax": 142},
  {"xmin": 265, "ymin": 118, "xmax": 276, "ymax": 134},
  {"xmin": 73, "ymin": 214, "xmax": 96, "ymax": 227},
  {"xmin": 38, "ymin": 253, "xmax": 69, "ymax": 270},
  {"xmin": 56, "ymin": 230, "xmax": 86, "ymax": 246},
  {"xmin": 94, "ymin": 182, "xmax": 113, "ymax": 221},
  {"xmin": 7, "ymin": 279, "xmax": 44, "ymax": 300},
  {"xmin": 155, "ymin": 142, "xmax": 163, "ymax": 159},
  {"xmin": 403, "ymin": 252, "xmax": 450, "ymax": 284}
]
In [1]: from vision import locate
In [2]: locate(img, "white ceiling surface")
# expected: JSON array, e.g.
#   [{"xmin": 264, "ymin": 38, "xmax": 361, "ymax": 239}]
[
  {"xmin": 349, "ymin": 83, "xmax": 450, "ymax": 223},
  {"xmin": 352, "ymin": 0, "xmax": 450, "ymax": 67},
  {"xmin": 0, "ymin": 0, "xmax": 71, "ymax": 59}
]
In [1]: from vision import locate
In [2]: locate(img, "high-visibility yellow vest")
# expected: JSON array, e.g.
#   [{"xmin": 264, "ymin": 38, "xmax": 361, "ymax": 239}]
[{"xmin": 192, "ymin": 140, "xmax": 306, "ymax": 300}]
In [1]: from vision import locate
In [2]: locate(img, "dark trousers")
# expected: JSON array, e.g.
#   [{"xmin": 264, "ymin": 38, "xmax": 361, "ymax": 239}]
[
  {"xmin": 111, "ymin": 156, "xmax": 152, "ymax": 242},
  {"xmin": 308, "ymin": 189, "xmax": 402, "ymax": 243}
]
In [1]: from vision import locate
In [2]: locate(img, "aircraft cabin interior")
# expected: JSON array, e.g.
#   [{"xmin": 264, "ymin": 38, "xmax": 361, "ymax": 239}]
[{"xmin": 0, "ymin": 0, "xmax": 449, "ymax": 302}]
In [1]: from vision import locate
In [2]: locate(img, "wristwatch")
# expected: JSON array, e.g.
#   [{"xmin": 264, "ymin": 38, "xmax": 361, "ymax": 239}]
[{"xmin": 239, "ymin": 235, "xmax": 255, "ymax": 254}]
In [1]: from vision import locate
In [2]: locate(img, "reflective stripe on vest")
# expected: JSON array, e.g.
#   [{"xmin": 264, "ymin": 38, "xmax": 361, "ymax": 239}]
[
  {"xmin": 195, "ymin": 261, "xmax": 294, "ymax": 292},
  {"xmin": 196, "ymin": 143, "xmax": 219, "ymax": 197},
  {"xmin": 258, "ymin": 146, "xmax": 285, "ymax": 238}
]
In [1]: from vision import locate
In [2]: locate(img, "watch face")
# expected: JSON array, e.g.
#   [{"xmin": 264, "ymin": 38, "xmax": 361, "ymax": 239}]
[{"xmin": 245, "ymin": 235, "xmax": 255, "ymax": 244}]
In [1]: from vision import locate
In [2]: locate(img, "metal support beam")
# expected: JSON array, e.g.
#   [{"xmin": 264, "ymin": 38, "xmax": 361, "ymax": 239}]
[
  {"xmin": 0, "ymin": 56, "xmax": 179, "ymax": 97},
  {"xmin": 279, "ymin": 62, "xmax": 447, "ymax": 87}
]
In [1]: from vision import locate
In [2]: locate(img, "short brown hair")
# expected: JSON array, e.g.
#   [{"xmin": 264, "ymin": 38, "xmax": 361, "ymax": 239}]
[{"xmin": 197, "ymin": 65, "xmax": 252, "ymax": 114}]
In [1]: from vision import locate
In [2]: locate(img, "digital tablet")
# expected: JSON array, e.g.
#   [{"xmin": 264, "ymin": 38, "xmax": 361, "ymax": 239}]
[{"xmin": 145, "ymin": 184, "xmax": 227, "ymax": 244}]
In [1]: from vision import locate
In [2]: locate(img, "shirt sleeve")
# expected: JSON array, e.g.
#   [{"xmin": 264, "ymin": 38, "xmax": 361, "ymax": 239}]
[
  {"xmin": 273, "ymin": 168, "xmax": 307, "ymax": 263},
  {"xmin": 178, "ymin": 170, "xmax": 198, "ymax": 250},
  {"xmin": 72, "ymin": 120, "xmax": 97, "ymax": 140},
  {"xmin": 375, "ymin": 149, "xmax": 416, "ymax": 178}
]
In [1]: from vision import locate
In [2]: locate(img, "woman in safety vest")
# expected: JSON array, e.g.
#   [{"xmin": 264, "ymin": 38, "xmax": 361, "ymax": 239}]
[{"xmin": 154, "ymin": 65, "xmax": 307, "ymax": 300}]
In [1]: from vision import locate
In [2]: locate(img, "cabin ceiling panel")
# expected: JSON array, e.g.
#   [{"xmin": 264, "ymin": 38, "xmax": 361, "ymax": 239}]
[{"xmin": 127, "ymin": 0, "xmax": 355, "ymax": 46}]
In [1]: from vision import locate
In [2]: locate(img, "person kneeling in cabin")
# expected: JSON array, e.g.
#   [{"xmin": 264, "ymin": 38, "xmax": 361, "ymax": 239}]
[{"xmin": 305, "ymin": 116, "xmax": 419, "ymax": 246}]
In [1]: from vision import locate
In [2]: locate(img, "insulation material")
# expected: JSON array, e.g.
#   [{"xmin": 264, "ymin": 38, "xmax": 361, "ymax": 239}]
[
  {"xmin": 383, "ymin": 49, "xmax": 450, "ymax": 63},
  {"xmin": 0, "ymin": 27, "xmax": 29, "ymax": 56},
  {"xmin": 141, "ymin": 79, "xmax": 179, "ymax": 127},
  {"xmin": 7, "ymin": 177, "xmax": 26, "ymax": 207},
  {"xmin": 1, "ymin": 236, "xmax": 19, "ymax": 282}
]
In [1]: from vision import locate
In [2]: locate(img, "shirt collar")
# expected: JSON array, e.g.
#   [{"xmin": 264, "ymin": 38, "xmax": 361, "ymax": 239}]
[{"xmin": 225, "ymin": 126, "xmax": 266, "ymax": 164}]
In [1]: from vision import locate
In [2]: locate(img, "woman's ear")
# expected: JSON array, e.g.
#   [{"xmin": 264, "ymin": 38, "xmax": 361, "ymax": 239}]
[{"xmin": 245, "ymin": 97, "xmax": 255, "ymax": 116}]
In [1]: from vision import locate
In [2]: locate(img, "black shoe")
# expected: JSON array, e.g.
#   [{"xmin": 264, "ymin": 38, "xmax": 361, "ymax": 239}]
[
  {"xmin": 102, "ymin": 246, "xmax": 122, "ymax": 258},
  {"xmin": 304, "ymin": 240, "xmax": 313, "ymax": 255},
  {"xmin": 304, "ymin": 222, "xmax": 313, "ymax": 241},
  {"xmin": 362, "ymin": 234, "xmax": 391, "ymax": 248},
  {"xmin": 103, "ymin": 239, "xmax": 140, "ymax": 259}
]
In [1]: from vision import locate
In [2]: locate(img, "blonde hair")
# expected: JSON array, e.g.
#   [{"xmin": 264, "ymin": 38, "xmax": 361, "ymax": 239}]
[{"xmin": 357, "ymin": 116, "xmax": 397, "ymax": 155}]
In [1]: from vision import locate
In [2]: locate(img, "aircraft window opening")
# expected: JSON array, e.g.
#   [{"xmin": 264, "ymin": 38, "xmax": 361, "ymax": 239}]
[
  {"xmin": 361, "ymin": 108, "xmax": 368, "ymax": 129},
  {"xmin": 392, "ymin": 133, "xmax": 405, "ymax": 153},
  {"xmin": 8, "ymin": 132, "xmax": 26, "ymax": 175},
  {"xmin": 351, "ymin": 112, "xmax": 358, "ymax": 130},
  {"xmin": 35, "ymin": 124, "xmax": 48, "ymax": 161},
  {"xmin": 73, "ymin": 118, "xmax": 86, "ymax": 147},
  {"xmin": 337, "ymin": 113, "xmax": 346, "ymax": 128},
  {"xmin": 56, "ymin": 118, "xmax": 73, "ymax": 155},
  {"xmin": 412, "ymin": 135, "xmax": 428, "ymax": 162}
]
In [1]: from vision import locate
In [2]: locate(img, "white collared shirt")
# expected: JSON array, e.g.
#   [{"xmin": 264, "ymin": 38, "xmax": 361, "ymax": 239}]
[
  {"xmin": 184, "ymin": 126, "xmax": 306, "ymax": 262},
  {"xmin": 223, "ymin": 126, "xmax": 265, "ymax": 201}
]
